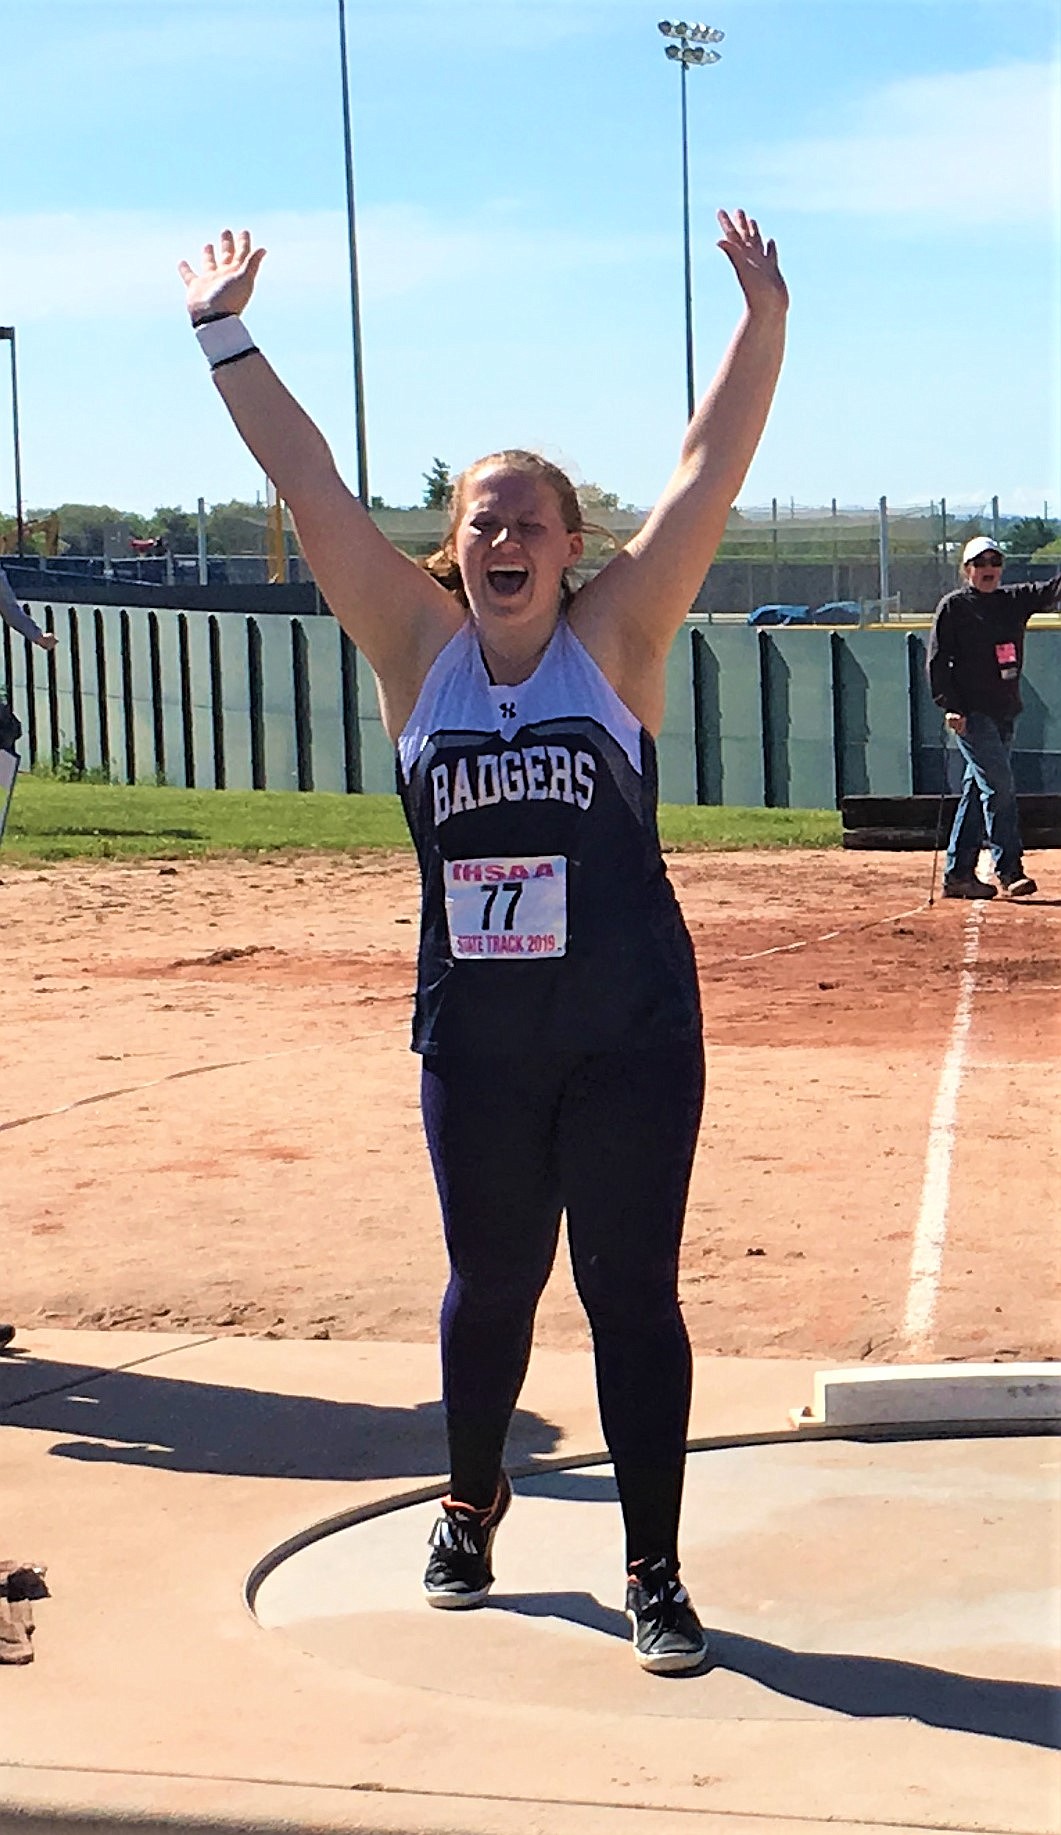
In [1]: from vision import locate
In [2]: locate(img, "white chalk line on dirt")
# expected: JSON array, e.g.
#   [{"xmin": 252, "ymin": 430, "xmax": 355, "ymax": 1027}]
[
  {"xmin": 0, "ymin": 1021, "xmax": 406, "ymax": 1135},
  {"xmin": 725, "ymin": 899, "xmax": 929, "ymax": 966},
  {"xmin": 901, "ymin": 902, "xmax": 984, "ymax": 1355},
  {"xmin": 4, "ymin": 895, "xmax": 939, "ymax": 1127}
]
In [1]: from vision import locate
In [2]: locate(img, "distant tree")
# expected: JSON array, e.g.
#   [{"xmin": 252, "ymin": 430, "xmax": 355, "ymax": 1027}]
[
  {"xmin": 205, "ymin": 498, "xmax": 268, "ymax": 553},
  {"xmin": 422, "ymin": 458, "xmax": 452, "ymax": 509},
  {"xmin": 146, "ymin": 506, "xmax": 199, "ymax": 554},
  {"xmin": 577, "ymin": 483, "xmax": 619, "ymax": 515},
  {"xmin": 1006, "ymin": 516, "xmax": 1057, "ymax": 557},
  {"xmin": 48, "ymin": 503, "xmax": 148, "ymax": 555}
]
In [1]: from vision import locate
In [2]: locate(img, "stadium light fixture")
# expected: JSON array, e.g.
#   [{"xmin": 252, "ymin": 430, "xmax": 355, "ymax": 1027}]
[
  {"xmin": 659, "ymin": 20, "xmax": 725, "ymax": 45},
  {"xmin": 655, "ymin": 22, "xmax": 724, "ymax": 419},
  {"xmin": 0, "ymin": 327, "xmax": 24, "ymax": 558}
]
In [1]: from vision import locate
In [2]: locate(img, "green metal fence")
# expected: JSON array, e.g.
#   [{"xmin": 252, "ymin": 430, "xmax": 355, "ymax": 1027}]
[{"xmin": 5, "ymin": 602, "xmax": 1061, "ymax": 807}]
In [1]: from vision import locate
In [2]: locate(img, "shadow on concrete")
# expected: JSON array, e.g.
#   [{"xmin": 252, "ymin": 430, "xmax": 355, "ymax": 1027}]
[
  {"xmin": 708, "ymin": 1629, "xmax": 1059, "ymax": 1748},
  {"xmin": 493, "ymin": 1590, "xmax": 629, "ymax": 1641},
  {"xmin": 516, "ymin": 1469, "xmax": 618, "ymax": 1504},
  {"xmin": 492, "ymin": 1589, "xmax": 720, "ymax": 1677},
  {"xmin": 489, "ymin": 1598, "xmax": 1059, "ymax": 1743},
  {"xmin": 1, "ymin": 1357, "xmax": 561, "ymax": 1482}
]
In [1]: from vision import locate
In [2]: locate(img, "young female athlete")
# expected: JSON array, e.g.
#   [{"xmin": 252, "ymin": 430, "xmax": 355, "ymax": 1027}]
[{"xmin": 179, "ymin": 210, "xmax": 787, "ymax": 1672}]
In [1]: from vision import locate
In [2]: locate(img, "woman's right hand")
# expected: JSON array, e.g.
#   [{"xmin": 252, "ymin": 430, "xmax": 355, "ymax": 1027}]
[
  {"xmin": 177, "ymin": 228, "xmax": 266, "ymax": 324},
  {"xmin": 716, "ymin": 209, "xmax": 788, "ymax": 319}
]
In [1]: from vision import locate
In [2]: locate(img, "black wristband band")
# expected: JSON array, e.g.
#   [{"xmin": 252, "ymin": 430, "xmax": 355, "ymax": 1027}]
[
  {"xmin": 191, "ymin": 309, "xmax": 234, "ymax": 328},
  {"xmin": 210, "ymin": 346, "xmax": 261, "ymax": 372}
]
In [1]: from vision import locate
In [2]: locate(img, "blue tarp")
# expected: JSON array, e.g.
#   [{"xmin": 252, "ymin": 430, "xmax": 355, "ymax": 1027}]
[
  {"xmin": 810, "ymin": 600, "xmax": 861, "ymax": 625},
  {"xmin": 748, "ymin": 600, "xmax": 863, "ymax": 626},
  {"xmin": 747, "ymin": 603, "xmax": 811, "ymax": 626}
]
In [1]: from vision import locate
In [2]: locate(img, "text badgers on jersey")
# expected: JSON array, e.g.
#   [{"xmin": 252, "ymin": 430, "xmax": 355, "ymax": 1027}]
[{"xmin": 431, "ymin": 747, "xmax": 597, "ymax": 826}]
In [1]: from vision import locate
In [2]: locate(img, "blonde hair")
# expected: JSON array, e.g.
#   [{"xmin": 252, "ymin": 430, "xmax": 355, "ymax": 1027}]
[{"xmin": 421, "ymin": 450, "xmax": 590, "ymax": 605}]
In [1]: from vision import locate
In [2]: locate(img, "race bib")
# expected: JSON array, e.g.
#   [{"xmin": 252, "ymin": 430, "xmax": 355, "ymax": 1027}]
[
  {"xmin": 444, "ymin": 856, "xmax": 567, "ymax": 960},
  {"xmin": 995, "ymin": 641, "xmax": 1019, "ymax": 681}
]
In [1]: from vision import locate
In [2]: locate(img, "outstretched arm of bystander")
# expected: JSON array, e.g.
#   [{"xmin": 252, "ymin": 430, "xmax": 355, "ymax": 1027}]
[{"xmin": 0, "ymin": 566, "xmax": 57, "ymax": 648}]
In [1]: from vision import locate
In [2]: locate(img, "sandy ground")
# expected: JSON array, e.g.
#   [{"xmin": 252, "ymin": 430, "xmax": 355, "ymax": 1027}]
[{"xmin": 2, "ymin": 847, "xmax": 1058, "ymax": 1364}]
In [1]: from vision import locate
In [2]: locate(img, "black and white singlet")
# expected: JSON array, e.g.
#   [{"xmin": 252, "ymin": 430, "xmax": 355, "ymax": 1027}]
[{"xmin": 397, "ymin": 615, "xmax": 701, "ymax": 1057}]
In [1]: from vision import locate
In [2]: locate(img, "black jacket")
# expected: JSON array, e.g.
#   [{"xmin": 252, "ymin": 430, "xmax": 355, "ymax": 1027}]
[{"xmin": 927, "ymin": 576, "xmax": 1061, "ymax": 721}]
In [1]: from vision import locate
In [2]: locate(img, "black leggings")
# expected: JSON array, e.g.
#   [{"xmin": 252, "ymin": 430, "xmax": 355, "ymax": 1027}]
[{"xmin": 420, "ymin": 1036, "xmax": 705, "ymax": 1569}]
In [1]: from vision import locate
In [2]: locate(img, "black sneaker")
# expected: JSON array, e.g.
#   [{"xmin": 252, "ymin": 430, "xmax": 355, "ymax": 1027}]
[
  {"xmin": 423, "ymin": 1474, "xmax": 512, "ymax": 1609},
  {"xmin": 1000, "ymin": 873, "xmax": 1037, "ymax": 898},
  {"xmin": 625, "ymin": 1557, "xmax": 708, "ymax": 1674},
  {"xmin": 942, "ymin": 875, "xmax": 997, "ymax": 900},
  {"xmin": 0, "ymin": 1324, "xmax": 15, "ymax": 1352}
]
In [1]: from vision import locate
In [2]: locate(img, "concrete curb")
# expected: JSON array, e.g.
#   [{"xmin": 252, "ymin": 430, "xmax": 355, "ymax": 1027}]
[
  {"xmin": 2, "ymin": 1336, "xmax": 1057, "ymax": 1835},
  {"xmin": 791, "ymin": 1362, "xmax": 1061, "ymax": 1428}
]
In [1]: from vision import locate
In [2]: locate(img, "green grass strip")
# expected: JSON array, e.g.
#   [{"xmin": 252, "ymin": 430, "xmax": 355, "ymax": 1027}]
[
  {"xmin": 2, "ymin": 773, "xmax": 841, "ymax": 864},
  {"xmin": 659, "ymin": 804, "xmax": 841, "ymax": 850}
]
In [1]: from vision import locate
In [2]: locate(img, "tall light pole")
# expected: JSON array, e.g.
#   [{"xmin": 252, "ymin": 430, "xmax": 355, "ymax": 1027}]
[
  {"xmin": 337, "ymin": 0, "xmax": 370, "ymax": 506},
  {"xmin": 0, "ymin": 327, "xmax": 25, "ymax": 557},
  {"xmin": 657, "ymin": 21, "xmax": 723, "ymax": 422}
]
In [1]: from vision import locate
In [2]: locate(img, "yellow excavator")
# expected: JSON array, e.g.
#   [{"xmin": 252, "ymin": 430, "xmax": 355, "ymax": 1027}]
[
  {"xmin": 265, "ymin": 479, "xmax": 287, "ymax": 584},
  {"xmin": 0, "ymin": 512, "xmax": 60, "ymax": 556}
]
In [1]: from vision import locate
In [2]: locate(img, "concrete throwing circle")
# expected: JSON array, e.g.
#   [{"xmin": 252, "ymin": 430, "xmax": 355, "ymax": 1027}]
[{"xmin": 251, "ymin": 1435, "xmax": 1060, "ymax": 1723}]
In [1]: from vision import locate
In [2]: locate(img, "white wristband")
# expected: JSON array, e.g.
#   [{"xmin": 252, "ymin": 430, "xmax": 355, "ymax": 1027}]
[{"xmin": 194, "ymin": 315, "xmax": 258, "ymax": 370}]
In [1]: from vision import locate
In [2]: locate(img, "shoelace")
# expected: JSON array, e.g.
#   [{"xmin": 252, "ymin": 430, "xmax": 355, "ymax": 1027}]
[
  {"xmin": 638, "ymin": 1579, "xmax": 689, "ymax": 1628},
  {"xmin": 430, "ymin": 1509, "xmax": 488, "ymax": 1559}
]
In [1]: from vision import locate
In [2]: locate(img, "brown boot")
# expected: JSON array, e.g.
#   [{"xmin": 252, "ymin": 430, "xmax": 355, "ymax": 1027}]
[{"xmin": 0, "ymin": 1563, "xmax": 48, "ymax": 1665}]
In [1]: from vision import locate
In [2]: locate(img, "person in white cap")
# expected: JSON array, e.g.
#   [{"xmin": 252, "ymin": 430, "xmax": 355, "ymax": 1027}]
[{"xmin": 927, "ymin": 536, "xmax": 1061, "ymax": 898}]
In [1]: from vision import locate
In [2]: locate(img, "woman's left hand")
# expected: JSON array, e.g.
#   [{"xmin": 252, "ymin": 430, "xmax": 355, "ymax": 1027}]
[{"xmin": 716, "ymin": 209, "xmax": 788, "ymax": 316}]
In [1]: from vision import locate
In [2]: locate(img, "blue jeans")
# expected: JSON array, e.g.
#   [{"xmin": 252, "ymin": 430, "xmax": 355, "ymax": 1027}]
[{"xmin": 946, "ymin": 711, "xmax": 1023, "ymax": 882}]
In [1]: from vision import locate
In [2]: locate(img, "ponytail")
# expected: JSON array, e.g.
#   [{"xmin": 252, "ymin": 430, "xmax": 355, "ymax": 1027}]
[{"xmin": 419, "ymin": 544, "xmax": 467, "ymax": 604}]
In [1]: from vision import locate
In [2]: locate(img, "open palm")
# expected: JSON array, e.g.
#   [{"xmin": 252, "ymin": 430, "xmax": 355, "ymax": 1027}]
[
  {"xmin": 716, "ymin": 209, "xmax": 788, "ymax": 315},
  {"xmin": 178, "ymin": 228, "xmax": 266, "ymax": 323}
]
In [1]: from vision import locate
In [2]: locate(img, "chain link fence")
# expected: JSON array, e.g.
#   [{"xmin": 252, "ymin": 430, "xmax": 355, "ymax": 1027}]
[
  {"xmin": 4, "ymin": 495, "xmax": 1057, "ymax": 622},
  {"xmin": 692, "ymin": 496, "xmax": 1059, "ymax": 621}
]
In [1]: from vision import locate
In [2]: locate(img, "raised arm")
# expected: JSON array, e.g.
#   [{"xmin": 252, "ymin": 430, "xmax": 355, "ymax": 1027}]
[
  {"xmin": 572, "ymin": 210, "xmax": 787, "ymax": 726},
  {"xmin": 0, "ymin": 565, "xmax": 58, "ymax": 649},
  {"xmin": 178, "ymin": 230, "xmax": 460, "ymax": 734}
]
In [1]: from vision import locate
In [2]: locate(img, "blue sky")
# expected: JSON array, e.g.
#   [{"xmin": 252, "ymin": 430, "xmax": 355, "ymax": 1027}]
[{"xmin": 1, "ymin": 0, "xmax": 1058, "ymax": 519}]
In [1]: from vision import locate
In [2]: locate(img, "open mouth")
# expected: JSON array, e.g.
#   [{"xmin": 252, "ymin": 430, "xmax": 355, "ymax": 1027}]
[{"xmin": 486, "ymin": 567, "xmax": 529, "ymax": 598}]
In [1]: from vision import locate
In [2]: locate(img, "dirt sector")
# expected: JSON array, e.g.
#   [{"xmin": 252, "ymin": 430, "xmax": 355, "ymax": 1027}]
[{"xmin": 2, "ymin": 849, "xmax": 1058, "ymax": 1364}]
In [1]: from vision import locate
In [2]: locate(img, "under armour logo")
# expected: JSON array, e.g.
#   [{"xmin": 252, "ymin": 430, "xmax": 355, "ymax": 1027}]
[{"xmin": 499, "ymin": 701, "xmax": 517, "ymax": 719}]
